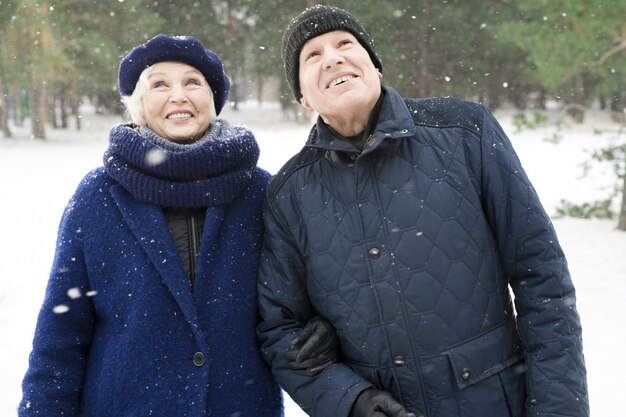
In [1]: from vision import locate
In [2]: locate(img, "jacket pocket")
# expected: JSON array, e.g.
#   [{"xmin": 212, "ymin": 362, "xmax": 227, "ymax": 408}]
[{"xmin": 446, "ymin": 319, "xmax": 522, "ymax": 390}]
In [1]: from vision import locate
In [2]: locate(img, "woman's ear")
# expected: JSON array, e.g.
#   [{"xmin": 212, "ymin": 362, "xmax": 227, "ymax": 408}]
[{"xmin": 135, "ymin": 113, "xmax": 146, "ymax": 126}]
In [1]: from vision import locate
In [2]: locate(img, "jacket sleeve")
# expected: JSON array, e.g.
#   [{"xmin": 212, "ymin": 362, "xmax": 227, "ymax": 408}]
[
  {"xmin": 19, "ymin": 193, "xmax": 95, "ymax": 417},
  {"xmin": 478, "ymin": 106, "xmax": 589, "ymax": 417},
  {"xmin": 257, "ymin": 197, "xmax": 373, "ymax": 417}
]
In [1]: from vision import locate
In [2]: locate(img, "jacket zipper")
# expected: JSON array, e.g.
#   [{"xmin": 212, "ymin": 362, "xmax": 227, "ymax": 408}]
[{"xmin": 187, "ymin": 209, "xmax": 201, "ymax": 289}]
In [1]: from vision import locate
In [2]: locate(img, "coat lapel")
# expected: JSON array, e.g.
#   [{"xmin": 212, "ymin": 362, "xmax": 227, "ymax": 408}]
[{"xmin": 109, "ymin": 184, "xmax": 203, "ymax": 337}]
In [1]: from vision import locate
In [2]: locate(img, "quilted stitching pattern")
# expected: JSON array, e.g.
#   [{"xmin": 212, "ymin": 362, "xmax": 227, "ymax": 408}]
[{"xmin": 281, "ymin": 128, "xmax": 505, "ymax": 355}]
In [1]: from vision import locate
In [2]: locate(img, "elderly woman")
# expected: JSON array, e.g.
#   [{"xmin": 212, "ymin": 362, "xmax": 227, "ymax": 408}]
[{"xmin": 18, "ymin": 34, "xmax": 335, "ymax": 417}]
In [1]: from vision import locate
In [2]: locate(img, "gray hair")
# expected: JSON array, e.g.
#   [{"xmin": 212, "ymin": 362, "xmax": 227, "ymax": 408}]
[{"xmin": 120, "ymin": 64, "xmax": 217, "ymax": 125}]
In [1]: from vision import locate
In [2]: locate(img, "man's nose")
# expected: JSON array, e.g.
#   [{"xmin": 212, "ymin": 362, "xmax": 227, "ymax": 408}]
[{"xmin": 322, "ymin": 48, "xmax": 344, "ymax": 69}]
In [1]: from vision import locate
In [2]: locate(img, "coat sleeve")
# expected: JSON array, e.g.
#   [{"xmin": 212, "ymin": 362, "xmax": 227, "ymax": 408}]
[
  {"xmin": 257, "ymin": 197, "xmax": 373, "ymax": 417},
  {"xmin": 478, "ymin": 106, "xmax": 589, "ymax": 417},
  {"xmin": 19, "ymin": 192, "xmax": 95, "ymax": 417}
]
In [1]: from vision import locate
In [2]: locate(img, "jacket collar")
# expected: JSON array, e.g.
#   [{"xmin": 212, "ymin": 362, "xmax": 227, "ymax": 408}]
[{"xmin": 305, "ymin": 86, "xmax": 416, "ymax": 154}]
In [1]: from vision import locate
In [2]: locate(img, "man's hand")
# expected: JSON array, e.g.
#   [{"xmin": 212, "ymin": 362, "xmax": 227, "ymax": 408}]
[
  {"xmin": 283, "ymin": 316, "xmax": 339, "ymax": 375},
  {"xmin": 349, "ymin": 389, "xmax": 415, "ymax": 417}
]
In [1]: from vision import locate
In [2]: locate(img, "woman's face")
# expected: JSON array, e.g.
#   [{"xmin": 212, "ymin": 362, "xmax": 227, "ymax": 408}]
[{"xmin": 140, "ymin": 61, "xmax": 214, "ymax": 143}]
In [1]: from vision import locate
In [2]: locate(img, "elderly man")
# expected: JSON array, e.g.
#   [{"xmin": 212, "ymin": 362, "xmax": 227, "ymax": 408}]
[{"xmin": 257, "ymin": 5, "xmax": 589, "ymax": 417}]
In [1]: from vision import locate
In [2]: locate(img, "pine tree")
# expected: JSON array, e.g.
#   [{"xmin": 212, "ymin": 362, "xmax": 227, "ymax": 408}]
[{"xmin": 499, "ymin": 0, "xmax": 626, "ymax": 121}]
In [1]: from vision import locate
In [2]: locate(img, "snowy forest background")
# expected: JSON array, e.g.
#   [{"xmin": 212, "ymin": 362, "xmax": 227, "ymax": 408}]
[
  {"xmin": 1, "ymin": 1, "xmax": 626, "ymax": 416},
  {"xmin": 1, "ymin": 1, "xmax": 625, "ymax": 136},
  {"xmin": 1, "ymin": 0, "xmax": 625, "ymax": 223}
]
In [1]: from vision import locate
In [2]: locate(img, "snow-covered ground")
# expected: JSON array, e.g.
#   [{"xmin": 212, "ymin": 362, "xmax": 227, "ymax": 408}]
[{"xmin": 1, "ymin": 101, "xmax": 624, "ymax": 416}]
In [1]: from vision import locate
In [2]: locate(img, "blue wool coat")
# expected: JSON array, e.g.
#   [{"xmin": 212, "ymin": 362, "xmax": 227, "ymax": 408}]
[
  {"xmin": 19, "ymin": 166, "xmax": 282, "ymax": 416},
  {"xmin": 258, "ymin": 87, "xmax": 588, "ymax": 417}
]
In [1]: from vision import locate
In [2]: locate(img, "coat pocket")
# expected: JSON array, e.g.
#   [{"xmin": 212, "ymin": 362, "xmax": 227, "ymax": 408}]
[{"xmin": 446, "ymin": 319, "xmax": 522, "ymax": 390}]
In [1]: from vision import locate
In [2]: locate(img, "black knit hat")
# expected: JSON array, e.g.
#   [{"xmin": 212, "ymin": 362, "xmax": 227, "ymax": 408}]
[
  {"xmin": 118, "ymin": 34, "xmax": 230, "ymax": 115},
  {"xmin": 281, "ymin": 5, "xmax": 383, "ymax": 100}
]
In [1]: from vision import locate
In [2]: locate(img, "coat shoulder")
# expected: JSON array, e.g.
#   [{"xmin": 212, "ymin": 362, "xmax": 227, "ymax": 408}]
[
  {"xmin": 404, "ymin": 97, "xmax": 487, "ymax": 134},
  {"xmin": 266, "ymin": 146, "xmax": 325, "ymax": 201},
  {"xmin": 74, "ymin": 167, "xmax": 115, "ymax": 195},
  {"xmin": 60, "ymin": 167, "xmax": 117, "ymax": 219}
]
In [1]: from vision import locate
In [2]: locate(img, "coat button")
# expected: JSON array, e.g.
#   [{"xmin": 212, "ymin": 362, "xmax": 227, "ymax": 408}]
[
  {"xmin": 461, "ymin": 367, "xmax": 471, "ymax": 380},
  {"xmin": 368, "ymin": 247, "xmax": 380, "ymax": 258},
  {"xmin": 393, "ymin": 355, "xmax": 406, "ymax": 366},
  {"xmin": 193, "ymin": 352, "xmax": 205, "ymax": 367}
]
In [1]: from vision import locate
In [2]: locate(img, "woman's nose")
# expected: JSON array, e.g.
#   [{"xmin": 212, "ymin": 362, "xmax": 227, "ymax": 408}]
[{"xmin": 168, "ymin": 86, "xmax": 188, "ymax": 102}]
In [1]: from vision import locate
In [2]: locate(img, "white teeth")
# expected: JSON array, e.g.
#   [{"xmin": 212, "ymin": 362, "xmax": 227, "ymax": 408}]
[
  {"xmin": 167, "ymin": 112, "xmax": 192, "ymax": 120},
  {"xmin": 329, "ymin": 75, "xmax": 355, "ymax": 87}
]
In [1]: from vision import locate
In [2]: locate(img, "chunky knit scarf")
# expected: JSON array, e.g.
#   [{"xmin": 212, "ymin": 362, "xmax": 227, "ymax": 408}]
[{"xmin": 104, "ymin": 120, "xmax": 259, "ymax": 207}]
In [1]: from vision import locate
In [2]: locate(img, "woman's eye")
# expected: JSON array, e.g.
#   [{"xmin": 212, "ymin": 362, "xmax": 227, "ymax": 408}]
[
  {"xmin": 186, "ymin": 78, "xmax": 202, "ymax": 86},
  {"xmin": 152, "ymin": 80, "xmax": 167, "ymax": 88}
]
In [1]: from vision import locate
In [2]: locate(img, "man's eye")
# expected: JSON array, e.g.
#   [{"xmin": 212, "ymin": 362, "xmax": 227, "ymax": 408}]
[
  {"xmin": 306, "ymin": 51, "xmax": 319, "ymax": 60},
  {"xmin": 339, "ymin": 40, "xmax": 352, "ymax": 47}
]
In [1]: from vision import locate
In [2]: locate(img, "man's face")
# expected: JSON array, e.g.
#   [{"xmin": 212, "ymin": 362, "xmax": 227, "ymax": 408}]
[{"xmin": 298, "ymin": 30, "xmax": 381, "ymax": 120}]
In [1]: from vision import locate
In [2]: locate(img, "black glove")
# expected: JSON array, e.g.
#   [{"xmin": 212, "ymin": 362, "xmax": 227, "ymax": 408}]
[
  {"xmin": 283, "ymin": 316, "xmax": 339, "ymax": 375},
  {"xmin": 349, "ymin": 389, "xmax": 414, "ymax": 417}
]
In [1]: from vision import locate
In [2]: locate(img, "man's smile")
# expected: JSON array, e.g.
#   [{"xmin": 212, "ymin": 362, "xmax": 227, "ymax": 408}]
[{"xmin": 327, "ymin": 74, "xmax": 357, "ymax": 88}]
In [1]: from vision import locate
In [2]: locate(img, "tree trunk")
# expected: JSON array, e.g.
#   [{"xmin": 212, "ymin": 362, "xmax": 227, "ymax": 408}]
[
  {"xmin": 69, "ymin": 90, "xmax": 81, "ymax": 130},
  {"xmin": 60, "ymin": 91, "xmax": 68, "ymax": 128},
  {"xmin": 564, "ymin": 103, "xmax": 585, "ymax": 124},
  {"xmin": 618, "ymin": 158, "xmax": 626, "ymax": 231},
  {"xmin": 256, "ymin": 77, "xmax": 263, "ymax": 105},
  {"xmin": 49, "ymin": 94, "xmax": 58, "ymax": 129},
  {"xmin": 415, "ymin": 27, "xmax": 431, "ymax": 98},
  {"xmin": 29, "ymin": 84, "xmax": 47, "ymax": 140},
  {"xmin": 0, "ymin": 79, "xmax": 12, "ymax": 138},
  {"xmin": 27, "ymin": 0, "xmax": 52, "ymax": 140},
  {"xmin": 564, "ymin": 75, "xmax": 586, "ymax": 123},
  {"xmin": 483, "ymin": 74, "xmax": 502, "ymax": 110},
  {"xmin": 12, "ymin": 87, "xmax": 24, "ymax": 126}
]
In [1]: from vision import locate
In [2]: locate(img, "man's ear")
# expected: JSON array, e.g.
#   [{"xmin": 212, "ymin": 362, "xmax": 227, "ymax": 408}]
[
  {"xmin": 300, "ymin": 97, "xmax": 312, "ymax": 110},
  {"xmin": 377, "ymin": 69, "xmax": 383, "ymax": 79}
]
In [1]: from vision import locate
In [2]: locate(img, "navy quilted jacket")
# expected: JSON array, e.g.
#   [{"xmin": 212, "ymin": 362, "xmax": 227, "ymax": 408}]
[{"xmin": 257, "ymin": 87, "xmax": 588, "ymax": 417}]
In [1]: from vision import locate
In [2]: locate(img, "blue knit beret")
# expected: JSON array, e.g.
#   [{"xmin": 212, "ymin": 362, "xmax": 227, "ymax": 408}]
[{"xmin": 118, "ymin": 34, "xmax": 230, "ymax": 115}]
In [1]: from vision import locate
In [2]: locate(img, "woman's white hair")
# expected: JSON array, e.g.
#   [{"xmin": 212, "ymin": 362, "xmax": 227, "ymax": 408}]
[{"xmin": 120, "ymin": 64, "xmax": 217, "ymax": 125}]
